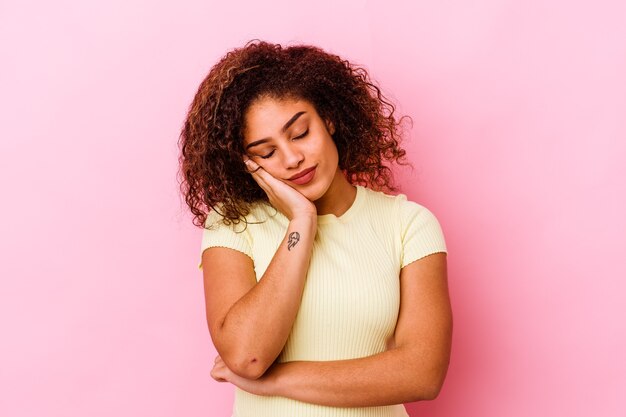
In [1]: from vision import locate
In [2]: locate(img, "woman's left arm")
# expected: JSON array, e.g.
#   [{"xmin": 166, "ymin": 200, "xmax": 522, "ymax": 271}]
[{"xmin": 211, "ymin": 252, "xmax": 453, "ymax": 407}]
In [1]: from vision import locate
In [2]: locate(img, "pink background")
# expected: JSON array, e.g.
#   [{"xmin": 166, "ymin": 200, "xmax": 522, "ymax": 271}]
[{"xmin": 1, "ymin": 1, "xmax": 624, "ymax": 416}]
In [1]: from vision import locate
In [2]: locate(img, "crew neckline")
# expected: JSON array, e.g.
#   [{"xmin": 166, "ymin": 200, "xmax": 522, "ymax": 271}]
[{"xmin": 316, "ymin": 185, "xmax": 365, "ymax": 225}]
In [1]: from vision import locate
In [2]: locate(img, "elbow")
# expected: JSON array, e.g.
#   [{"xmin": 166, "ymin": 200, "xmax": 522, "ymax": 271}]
[
  {"xmin": 225, "ymin": 355, "xmax": 269, "ymax": 380},
  {"xmin": 410, "ymin": 380, "xmax": 444, "ymax": 402},
  {"xmin": 420, "ymin": 381, "xmax": 444, "ymax": 401},
  {"xmin": 232, "ymin": 363, "xmax": 265, "ymax": 380},
  {"xmin": 214, "ymin": 336, "xmax": 273, "ymax": 380},
  {"xmin": 412, "ymin": 367, "xmax": 448, "ymax": 401}
]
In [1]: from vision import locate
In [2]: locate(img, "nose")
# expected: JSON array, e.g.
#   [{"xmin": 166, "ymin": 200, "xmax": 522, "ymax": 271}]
[{"xmin": 282, "ymin": 142, "xmax": 304, "ymax": 169}]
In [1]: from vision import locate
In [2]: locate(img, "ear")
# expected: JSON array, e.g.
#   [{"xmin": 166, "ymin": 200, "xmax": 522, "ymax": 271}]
[{"xmin": 325, "ymin": 118, "xmax": 335, "ymax": 135}]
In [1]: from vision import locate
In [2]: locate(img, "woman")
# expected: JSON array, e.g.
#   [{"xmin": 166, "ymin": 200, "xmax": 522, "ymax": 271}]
[{"xmin": 178, "ymin": 40, "xmax": 452, "ymax": 417}]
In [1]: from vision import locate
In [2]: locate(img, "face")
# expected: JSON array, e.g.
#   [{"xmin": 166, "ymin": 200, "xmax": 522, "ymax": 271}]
[{"xmin": 242, "ymin": 96, "xmax": 339, "ymax": 201}]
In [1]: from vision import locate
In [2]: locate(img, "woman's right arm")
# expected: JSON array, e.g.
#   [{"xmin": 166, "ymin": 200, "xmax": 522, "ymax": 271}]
[{"xmin": 202, "ymin": 158, "xmax": 317, "ymax": 380}]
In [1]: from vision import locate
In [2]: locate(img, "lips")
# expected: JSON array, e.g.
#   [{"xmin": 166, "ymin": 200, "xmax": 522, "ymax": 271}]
[
  {"xmin": 288, "ymin": 166, "xmax": 316, "ymax": 180},
  {"xmin": 288, "ymin": 166, "xmax": 317, "ymax": 185}
]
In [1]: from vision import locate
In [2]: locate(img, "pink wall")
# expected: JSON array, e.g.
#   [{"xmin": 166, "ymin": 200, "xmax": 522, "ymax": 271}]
[{"xmin": 1, "ymin": 1, "xmax": 624, "ymax": 416}]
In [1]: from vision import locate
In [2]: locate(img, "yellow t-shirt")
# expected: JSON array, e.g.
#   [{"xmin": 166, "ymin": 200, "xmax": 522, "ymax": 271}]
[{"xmin": 199, "ymin": 185, "xmax": 447, "ymax": 417}]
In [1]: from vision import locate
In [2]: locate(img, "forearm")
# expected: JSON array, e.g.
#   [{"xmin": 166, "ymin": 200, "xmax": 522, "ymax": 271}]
[
  {"xmin": 268, "ymin": 346, "xmax": 446, "ymax": 407},
  {"xmin": 218, "ymin": 216, "xmax": 316, "ymax": 377}
]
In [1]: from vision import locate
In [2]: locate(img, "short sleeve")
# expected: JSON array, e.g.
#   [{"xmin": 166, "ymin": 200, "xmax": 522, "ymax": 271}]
[
  {"xmin": 399, "ymin": 197, "xmax": 447, "ymax": 268},
  {"xmin": 198, "ymin": 209, "xmax": 253, "ymax": 270}
]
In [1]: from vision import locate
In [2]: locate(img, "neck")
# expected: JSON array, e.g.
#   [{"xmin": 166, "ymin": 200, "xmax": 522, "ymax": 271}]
[{"xmin": 314, "ymin": 168, "xmax": 357, "ymax": 216}]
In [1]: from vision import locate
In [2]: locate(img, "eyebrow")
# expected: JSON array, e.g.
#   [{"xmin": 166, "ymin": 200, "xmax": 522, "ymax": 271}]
[{"xmin": 245, "ymin": 111, "xmax": 306, "ymax": 150}]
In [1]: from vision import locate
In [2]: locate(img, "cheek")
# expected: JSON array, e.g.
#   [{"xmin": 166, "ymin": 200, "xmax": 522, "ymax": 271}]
[
  {"xmin": 310, "ymin": 132, "xmax": 337, "ymax": 156},
  {"xmin": 322, "ymin": 139, "xmax": 339, "ymax": 162},
  {"xmin": 256, "ymin": 160, "xmax": 281, "ymax": 177}
]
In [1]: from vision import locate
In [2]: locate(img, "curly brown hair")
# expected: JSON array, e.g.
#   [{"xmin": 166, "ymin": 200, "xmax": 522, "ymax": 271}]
[{"xmin": 178, "ymin": 40, "xmax": 411, "ymax": 228}]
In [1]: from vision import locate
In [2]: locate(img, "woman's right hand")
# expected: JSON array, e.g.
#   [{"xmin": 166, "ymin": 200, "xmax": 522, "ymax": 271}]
[{"xmin": 244, "ymin": 157, "xmax": 317, "ymax": 221}]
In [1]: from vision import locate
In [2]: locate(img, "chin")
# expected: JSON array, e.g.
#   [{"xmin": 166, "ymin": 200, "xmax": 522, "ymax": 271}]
[
  {"xmin": 301, "ymin": 181, "xmax": 331, "ymax": 202},
  {"xmin": 298, "ymin": 188, "xmax": 320, "ymax": 202}
]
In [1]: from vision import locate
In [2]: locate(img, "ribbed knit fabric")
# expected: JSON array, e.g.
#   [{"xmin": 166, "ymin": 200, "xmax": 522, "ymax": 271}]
[{"xmin": 198, "ymin": 185, "xmax": 447, "ymax": 417}]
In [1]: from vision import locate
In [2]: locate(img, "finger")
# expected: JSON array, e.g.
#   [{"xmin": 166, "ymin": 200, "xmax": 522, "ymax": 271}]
[
  {"xmin": 244, "ymin": 158, "xmax": 268, "ymax": 185},
  {"xmin": 245, "ymin": 158, "xmax": 278, "ymax": 183},
  {"xmin": 210, "ymin": 363, "xmax": 228, "ymax": 381},
  {"xmin": 210, "ymin": 368, "xmax": 226, "ymax": 382},
  {"xmin": 245, "ymin": 161, "xmax": 276, "ymax": 198},
  {"xmin": 250, "ymin": 167, "xmax": 272, "ymax": 191},
  {"xmin": 246, "ymin": 164, "xmax": 262, "ymax": 174},
  {"xmin": 244, "ymin": 158, "xmax": 262, "ymax": 174}
]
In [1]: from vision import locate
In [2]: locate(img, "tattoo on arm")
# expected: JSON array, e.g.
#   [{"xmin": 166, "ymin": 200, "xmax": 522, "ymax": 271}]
[{"xmin": 287, "ymin": 232, "xmax": 300, "ymax": 251}]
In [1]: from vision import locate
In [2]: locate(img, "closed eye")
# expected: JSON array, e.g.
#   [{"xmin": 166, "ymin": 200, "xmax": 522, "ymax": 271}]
[
  {"xmin": 259, "ymin": 129, "xmax": 308, "ymax": 159},
  {"xmin": 293, "ymin": 128, "xmax": 309, "ymax": 140},
  {"xmin": 260, "ymin": 150, "xmax": 275, "ymax": 159}
]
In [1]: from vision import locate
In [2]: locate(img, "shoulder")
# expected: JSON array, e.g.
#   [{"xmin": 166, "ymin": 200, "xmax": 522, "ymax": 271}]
[
  {"xmin": 199, "ymin": 201, "xmax": 277, "ymax": 270},
  {"xmin": 361, "ymin": 186, "xmax": 445, "ymax": 243},
  {"xmin": 395, "ymin": 194, "xmax": 440, "ymax": 225},
  {"xmin": 359, "ymin": 186, "xmax": 437, "ymax": 223},
  {"xmin": 204, "ymin": 200, "xmax": 280, "ymax": 232},
  {"xmin": 358, "ymin": 185, "xmax": 403, "ymax": 214}
]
